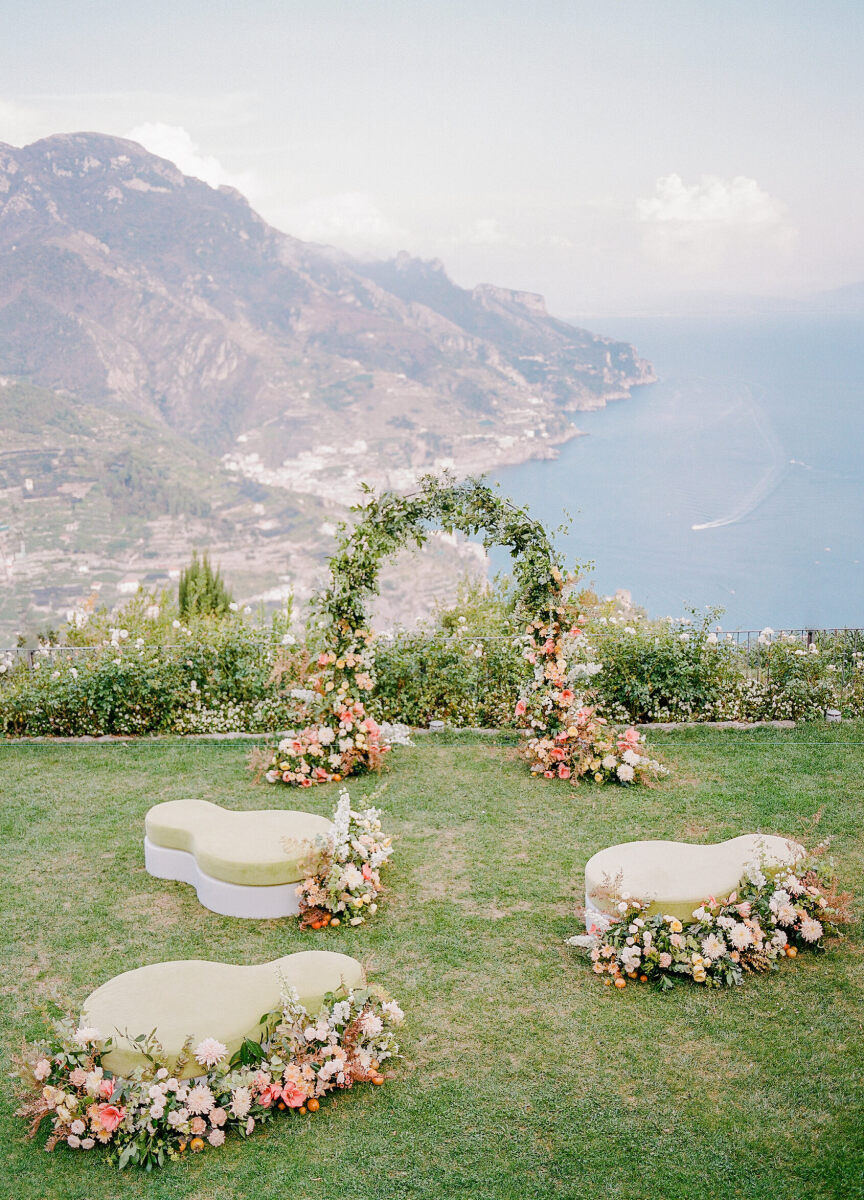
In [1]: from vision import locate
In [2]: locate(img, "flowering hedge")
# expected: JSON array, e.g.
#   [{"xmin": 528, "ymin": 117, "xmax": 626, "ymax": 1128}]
[
  {"xmin": 573, "ymin": 844, "xmax": 852, "ymax": 990},
  {"xmin": 16, "ymin": 984, "xmax": 404, "ymax": 1170}
]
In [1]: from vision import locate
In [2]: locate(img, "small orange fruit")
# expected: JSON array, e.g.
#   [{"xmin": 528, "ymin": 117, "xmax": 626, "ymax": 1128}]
[
  {"xmin": 177, "ymin": 1140, "xmax": 187, "ymax": 1153},
  {"xmin": 190, "ymin": 1137, "xmax": 205, "ymax": 1153},
  {"xmin": 603, "ymin": 978, "xmax": 612, "ymax": 986},
  {"xmin": 298, "ymin": 1105, "xmax": 307, "ymax": 1115},
  {"xmin": 307, "ymin": 1098, "xmax": 320, "ymax": 1112},
  {"xmin": 786, "ymin": 946, "xmax": 798, "ymax": 958},
  {"xmin": 333, "ymin": 774, "xmax": 342, "ymax": 782},
  {"xmin": 278, "ymin": 1101, "xmax": 286, "ymax": 1110},
  {"xmin": 639, "ymin": 974, "xmax": 648, "ymax": 983},
  {"xmin": 614, "ymin": 977, "xmax": 627, "ymax": 989},
  {"xmin": 372, "ymin": 1075, "xmax": 385, "ymax": 1085}
]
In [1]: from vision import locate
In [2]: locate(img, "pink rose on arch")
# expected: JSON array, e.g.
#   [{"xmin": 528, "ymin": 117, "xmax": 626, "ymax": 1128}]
[
  {"xmin": 559, "ymin": 689, "xmax": 574, "ymax": 706},
  {"xmin": 98, "ymin": 1078, "xmax": 115, "ymax": 1099},
  {"xmin": 514, "ymin": 699, "xmax": 527, "ymax": 718},
  {"xmin": 362, "ymin": 717, "xmax": 380, "ymax": 735},
  {"xmin": 550, "ymin": 747, "xmax": 566, "ymax": 762},
  {"xmin": 558, "ymin": 765, "xmax": 571, "ymax": 780},
  {"xmin": 543, "ymin": 770, "xmax": 554, "ymax": 779},
  {"xmin": 362, "ymin": 863, "xmax": 373, "ymax": 881}
]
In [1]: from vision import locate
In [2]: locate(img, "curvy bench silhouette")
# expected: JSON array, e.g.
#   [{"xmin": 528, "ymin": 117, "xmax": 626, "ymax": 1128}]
[
  {"xmin": 145, "ymin": 799, "xmax": 333, "ymax": 918},
  {"xmin": 584, "ymin": 834, "xmax": 805, "ymax": 932},
  {"xmin": 82, "ymin": 950, "xmax": 364, "ymax": 1078}
]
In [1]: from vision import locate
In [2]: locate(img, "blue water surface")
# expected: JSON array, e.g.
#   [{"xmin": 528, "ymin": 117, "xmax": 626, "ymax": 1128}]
[{"xmin": 491, "ymin": 315, "xmax": 864, "ymax": 629}]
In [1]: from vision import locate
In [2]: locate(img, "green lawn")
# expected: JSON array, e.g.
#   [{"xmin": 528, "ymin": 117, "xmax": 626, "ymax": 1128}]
[{"xmin": 1, "ymin": 726, "xmax": 862, "ymax": 1200}]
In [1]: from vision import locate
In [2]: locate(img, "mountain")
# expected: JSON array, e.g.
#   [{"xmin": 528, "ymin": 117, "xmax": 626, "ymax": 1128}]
[{"xmin": 0, "ymin": 132, "xmax": 654, "ymax": 639}]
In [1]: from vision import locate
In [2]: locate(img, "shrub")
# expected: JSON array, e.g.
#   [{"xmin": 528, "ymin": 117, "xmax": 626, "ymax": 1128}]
[
  {"xmin": 586, "ymin": 609, "xmax": 737, "ymax": 722},
  {"xmin": 178, "ymin": 551, "xmax": 232, "ymax": 618}
]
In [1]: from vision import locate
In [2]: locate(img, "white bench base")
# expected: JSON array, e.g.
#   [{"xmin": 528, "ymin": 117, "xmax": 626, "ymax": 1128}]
[{"xmin": 144, "ymin": 837, "xmax": 303, "ymax": 919}]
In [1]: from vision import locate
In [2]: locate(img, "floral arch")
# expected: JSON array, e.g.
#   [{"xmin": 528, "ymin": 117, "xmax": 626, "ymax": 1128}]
[{"xmin": 264, "ymin": 473, "xmax": 663, "ymax": 787}]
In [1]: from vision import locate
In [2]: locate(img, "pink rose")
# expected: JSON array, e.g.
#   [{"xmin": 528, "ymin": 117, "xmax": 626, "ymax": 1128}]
[
  {"xmin": 281, "ymin": 1084, "xmax": 306, "ymax": 1108},
  {"xmin": 98, "ymin": 1078, "xmax": 115, "ymax": 1099},
  {"xmin": 737, "ymin": 902, "xmax": 751, "ymax": 918},
  {"xmin": 514, "ymin": 699, "xmax": 527, "ymax": 717},
  {"xmin": 190, "ymin": 1116, "xmax": 207, "ymax": 1134},
  {"xmin": 362, "ymin": 863, "xmax": 373, "ymax": 881},
  {"xmin": 257, "ymin": 1083, "xmax": 282, "ymax": 1108},
  {"xmin": 559, "ymin": 689, "xmax": 574, "ymax": 705},
  {"xmin": 543, "ymin": 770, "xmax": 554, "ymax": 779},
  {"xmin": 557, "ymin": 765, "xmax": 571, "ymax": 780},
  {"xmin": 95, "ymin": 1104, "xmax": 125, "ymax": 1133},
  {"xmin": 658, "ymin": 953, "xmax": 673, "ymax": 968}
]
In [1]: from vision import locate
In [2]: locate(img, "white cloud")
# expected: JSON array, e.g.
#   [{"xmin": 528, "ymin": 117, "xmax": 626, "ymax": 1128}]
[
  {"xmin": 638, "ymin": 173, "xmax": 785, "ymax": 226},
  {"xmin": 125, "ymin": 122, "xmax": 259, "ymax": 197},
  {"xmin": 0, "ymin": 97, "xmax": 46, "ymax": 146},
  {"xmin": 273, "ymin": 191, "xmax": 407, "ymax": 250},
  {"xmin": 636, "ymin": 173, "xmax": 796, "ymax": 273}
]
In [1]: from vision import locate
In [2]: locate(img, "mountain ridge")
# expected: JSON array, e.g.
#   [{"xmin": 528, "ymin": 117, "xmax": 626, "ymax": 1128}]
[{"xmin": 0, "ymin": 131, "xmax": 654, "ymax": 638}]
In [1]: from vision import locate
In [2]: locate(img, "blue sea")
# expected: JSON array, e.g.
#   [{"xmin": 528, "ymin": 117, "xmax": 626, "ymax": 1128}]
[{"xmin": 492, "ymin": 315, "xmax": 864, "ymax": 630}]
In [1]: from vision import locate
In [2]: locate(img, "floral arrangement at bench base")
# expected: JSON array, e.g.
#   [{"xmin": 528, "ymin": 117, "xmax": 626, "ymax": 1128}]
[
  {"xmin": 295, "ymin": 788, "xmax": 393, "ymax": 929},
  {"xmin": 570, "ymin": 841, "xmax": 852, "ymax": 990},
  {"xmin": 144, "ymin": 789, "xmax": 392, "ymax": 927},
  {"xmin": 16, "ymin": 960, "xmax": 404, "ymax": 1170}
]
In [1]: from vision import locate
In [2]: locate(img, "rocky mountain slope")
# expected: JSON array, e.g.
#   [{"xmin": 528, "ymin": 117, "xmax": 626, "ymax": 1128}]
[{"xmin": 0, "ymin": 132, "xmax": 654, "ymax": 639}]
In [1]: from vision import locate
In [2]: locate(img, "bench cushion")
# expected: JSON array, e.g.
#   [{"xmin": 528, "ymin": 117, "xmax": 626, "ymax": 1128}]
[
  {"xmin": 145, "ymin": 799, "xmax": 333, "ymax": 886},
  {"xmin": 585, "ymin": 834, "xmax": 805, "ymax": 923},
  {"xmin": 82, "ymin": 951, "xmax": 365, "ymax": 1078}
]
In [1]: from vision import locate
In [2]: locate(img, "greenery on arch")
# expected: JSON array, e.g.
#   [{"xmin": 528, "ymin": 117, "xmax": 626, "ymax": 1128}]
[
  {"xmin": 262, "ymin": 472, "xmax": 665, "ymax": 788},
  {"xmin": 317, "ymin": 472, "xmax": 569, "ymax": 646}
]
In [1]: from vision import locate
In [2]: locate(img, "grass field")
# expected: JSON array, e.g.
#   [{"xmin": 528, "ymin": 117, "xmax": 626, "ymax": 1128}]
[{"xmin": 1, "ymin": 726, "xmax": 862, "ymax": 1200}]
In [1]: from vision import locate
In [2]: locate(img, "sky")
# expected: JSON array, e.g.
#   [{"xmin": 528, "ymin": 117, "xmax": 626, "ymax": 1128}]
[{"xmin": 1, "ymin": 0, "xmax": 862, "ymax": 315}]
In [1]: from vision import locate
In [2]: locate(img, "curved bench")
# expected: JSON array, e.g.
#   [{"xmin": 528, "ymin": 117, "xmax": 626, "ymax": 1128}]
[
  {"xmin": 145, "ymin": 799, "xmax": 333, "ymax": 918},
  {"xmin": 584, "ymin": 834, "xmax": 805, "ymax": 932},
  {"xmin": 82, "ymin": 950, "xmax": 364, "ymax": 1078}
]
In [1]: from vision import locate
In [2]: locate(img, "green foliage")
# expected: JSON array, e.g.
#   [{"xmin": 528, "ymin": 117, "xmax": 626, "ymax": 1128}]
[
  {"xmin": 316, "ymin": 472, "xmax": 570, "ymax": 644},
  {"xmin": 0, "ymin": 590, "xmax": 297, "ymax": 736},
  {"xmin": 590, "ymin": 608, "xmax": 738, "ymax": 722},
  {"xmin": 178, "ymin": 551, "xmax": 232, "ymax": 617}
]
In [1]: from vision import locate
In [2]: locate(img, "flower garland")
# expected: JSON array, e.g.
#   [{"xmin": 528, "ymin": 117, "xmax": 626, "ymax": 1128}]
[
  {"xmin": 16, "ymin": 984, "xmax": 404, "ymax": 1171},
  {"xmin": 295, "ymin": 789, "xmax": 393, "ymax": 929},
  {"xmin": 571, "ymin": 844, "xmax": 852, "ymax": 989},
  {"xmin": 516, "ymin": 612, "xmax": 666, "ymax": 784}
]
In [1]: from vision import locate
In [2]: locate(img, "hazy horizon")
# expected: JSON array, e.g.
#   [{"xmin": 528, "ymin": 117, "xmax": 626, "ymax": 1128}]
[{"xmin": 1, "ymin": 1, "xmax": 862, "ymax": 316}]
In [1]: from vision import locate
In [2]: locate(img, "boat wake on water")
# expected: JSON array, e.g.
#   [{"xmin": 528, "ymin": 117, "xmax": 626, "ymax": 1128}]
[{"xmin": 691, "ymin": 382, "xmax": 788, "ymax": 532}]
